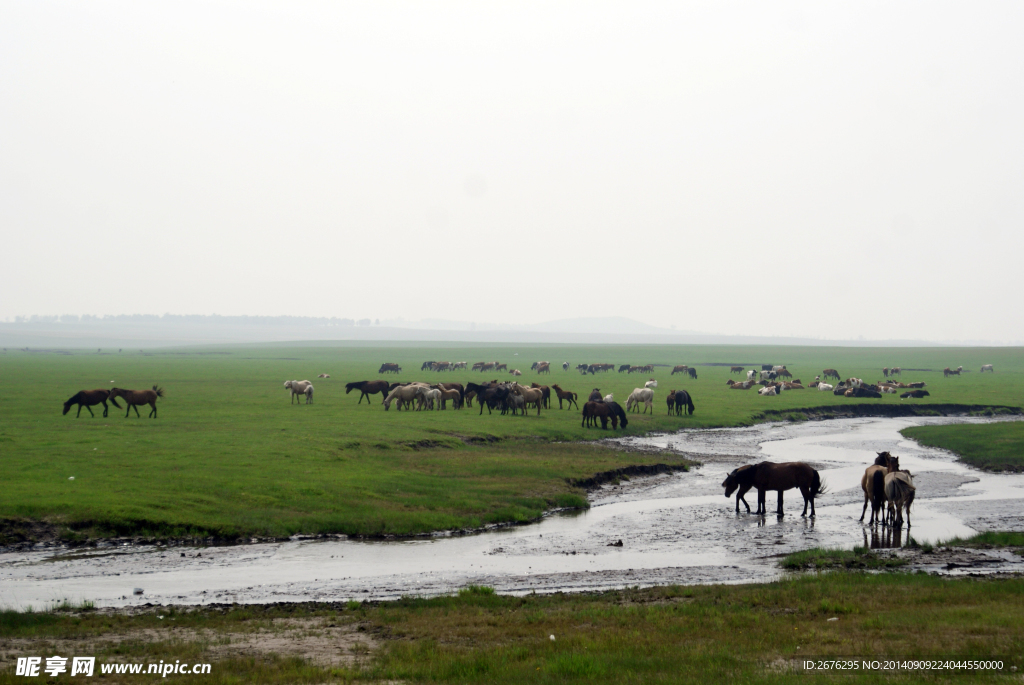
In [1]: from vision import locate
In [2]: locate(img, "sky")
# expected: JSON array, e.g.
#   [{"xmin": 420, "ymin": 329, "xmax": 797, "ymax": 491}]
[{"xmin": 1, "ymin": 1, "xmax": 1022, "ymax": 342}]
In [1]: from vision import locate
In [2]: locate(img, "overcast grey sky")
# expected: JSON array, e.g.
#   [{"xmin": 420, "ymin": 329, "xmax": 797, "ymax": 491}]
[{"xmin": 2, "ymin": 1, "xmax": 1022, "ymax": 342}]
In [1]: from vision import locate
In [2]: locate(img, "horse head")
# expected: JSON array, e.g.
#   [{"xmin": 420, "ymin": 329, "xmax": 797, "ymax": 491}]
[{"xmin": 723, "ymin": 469, "xmax": 740, "ymax": 497}]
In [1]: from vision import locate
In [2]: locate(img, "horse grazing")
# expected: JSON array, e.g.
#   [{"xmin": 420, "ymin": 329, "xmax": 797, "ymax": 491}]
[
  {"xmin": 671, "ymin": 365, "xmax": 688, "ymax": 375},
  {"xmin": 378, "ymin": 363, "xmax": 401, "ymax": 374},
  {"xmin": 626, "ymin": 387, "xmax": 654, "ymax": 414},
  {"xmin": 345, "ymin": 380, "xmax": 390, "ymax": 404},
  {"xmin": 109, "ymin": 386, "xmax": 164, "ymax": 418},
  {"xmin": 822, "ymin": 369, "xmax": 840, "ymax": 381},
  {"xmin": 284, "ymin": 380, "xmax": 313, "ymax": 404},
  {"xmin": 63, "ymin": 389, "xmax": 121, "ymax": 418},
  {"xmin": 981, "ymin": 364, "xmax": 994, "ymax": 373},
  {"xmin": 581, "ymin": 401, "xmax": 628, "ymax": 429},
  {"xmin": 741, "ymin": 461, "xmax": 826, "ymax": 517},
  {"xmin": 860, "ymin": 452, "xmax": 898, "ymax": 525},
  {"xmin": 730, "ymin": 366, "xmax": 744, "ymax": 374},
  {"xmin": 722, "ymin": 465, "xmax": 757, "ymax": 513},
  {"xmin": 618, "ymin": 364, "xmax": 631, "ymax": 373},
  {"xmin": 667, "ymin": 390, "xmax": 694, "ymax": 415},
  {"xmin": 551, "ymin": 384, "xmax": 578, "ymax": 410}
]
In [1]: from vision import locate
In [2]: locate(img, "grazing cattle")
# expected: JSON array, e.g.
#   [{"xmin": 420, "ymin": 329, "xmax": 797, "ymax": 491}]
[
  {"xmin": 727, "ymin": 461, "xmax": 826, "ymax": 517},
  {"xmin": 378, "ymin": 363, "xmax": 401, "ymax": 374},
  {"xmin": 730, "ymin": 366, "xmax": 744, "ymax": 375},
  {"xmin": 346, "ymin": 380, "xmax": 391, "ymax": 404},
  {"xmin": 317, "ymin": 373, "xmax": 331, "ymax": 378},
  {"xmin": 284, "ymin": 380, "xmax": 313, "ymax": 404},
  {"xmin": 776, "ymin": 368, "xmax": 792, "ymax": 379},
  {"xmin": 472, "ymin": 362, "xmax": 486, "ymax": 371},
  {"xmin": 981, "ymin": 364, "xmax": 994, "ymax": 373},
  {"xmin": 536, "ymin": 362, "xmax": 551, "ymax": 374},
  {"xmin": 900, "ymin": 390, "xmax": 930, "ymax": 399},
  {"xmin": 645, "ymin": 379, "xmax": 658, "ymax": 389},
  {"xmin": 668, "ymin": 389, "xmax": 695, "ymax": 415},
  {"xmin": 432, "ymin": 361, "xmax": 452, "ymax": 372},
  {"xmin": 747, "ymin": 369, "xmax": 757, "ymax": 380},
  {"xmin": 551, "ymin": 385, "xmax": 579, "ymax": 410},
  {"xmin": 530, "ymin": 383, "xmax": 552, "ymax": 409},
  {"xmin": 63, "ymin": 389, "xmax": 122, "ymax": 418},
  {"xmin": 890, "ymin": 367, "xmax": 902, "ymax": 377},
  {"xmin": 944, "ymin": 366, "xmax": 963, "ymax": 377},
  {"xmin": 822, "ymin": 369, "xmax": 840, "ymax": 381},
  {"xmin": 109, "ymin": 386, "xmax": 164, "ymax": 418},
  {"xmin": 421, "ymin": 361, "xmax": 435, "ymax": 371},
  {"xmin": 626, "ymin": 387, "xmax": 654, "ymax": 414},
  {"xmin": 495, "ymin": 363, "xmax": 508, "ymax": 372},
  {"xmin": 582, "ymin": 401, "xmax": 628, "ymax": 429},
  {"xmin": 816, "ymin": 383, "xmax": 834, "ymax": 392},
  {"xmin": 671, "ymin": 365, "xmax": 688, "ymax": 375},
  {"xmin": 618, "ymin": 364, "xmax": 631, "ymax": 373},
  {"xmin": 882, "ymin": 367, "xmax": 889, "ymax": 377},
  {"xmin": 510, "ymin": 369, "xmax": 522, "ymax": 376},
  {"xmin": 576, "ymin": 364, "xmax": 589, "ymax": 374},
  {"xmin": 562, "ymin": 362, "xmax": 570, "ymax": 371},
  {"xmin": 772, "ymin": 365, "xmax": 786, "ymax": 373},
  {"xmin": 760, "ymin": 370, "xmax": 777, "ymax": 381},
  {"xmin": 588, "ymin": 388, "xmax": 603, "ymax": 402}
]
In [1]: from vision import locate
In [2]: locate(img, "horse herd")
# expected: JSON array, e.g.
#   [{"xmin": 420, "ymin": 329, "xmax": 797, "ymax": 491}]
[
  {"xmin": 62, "ymin": 386, "xmax": 165, "ymax": 418},
  {"xmin": 720, "ymin": 449, "xmax": 916, "ymax": 528}
]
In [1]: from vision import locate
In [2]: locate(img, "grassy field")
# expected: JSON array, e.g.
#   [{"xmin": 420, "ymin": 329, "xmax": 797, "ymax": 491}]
[
  {"xmin": 1, "ymin": 343, "xmax": 1021, "ymax": 539},
  {"xmin": 1, "ymin": 573, "xmax": 1021, "ymax": 684},
  {"xmin": 901, "ymin": 421, "xmax": 1024, "ymax": 472}
]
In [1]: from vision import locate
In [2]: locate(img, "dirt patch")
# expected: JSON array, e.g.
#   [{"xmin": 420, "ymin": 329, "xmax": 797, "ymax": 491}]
[{"xmin": 567, "ymin": 462, "xmax": 692, "ymax": 490}]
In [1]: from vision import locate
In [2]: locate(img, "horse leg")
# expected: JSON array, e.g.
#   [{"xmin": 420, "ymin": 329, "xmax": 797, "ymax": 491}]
[
  {"xmin": 149, "ymin": 401, "xmax": 157, "ymax": 418},
  {"xmin": 800, "ymin": 486, "xmax": 809, "ymax": 517},
  {"xmin": 76, "ymin": 404, "xmax": 83, "ymax": 418},
  {"xmin": 777, "ymin": 491, "xmax": 784, "ymax": 517},
  {"xmin": 102, "ymin": 401, "xmax": 109, "ymax": 417},
  {"xmin": 132, "ymin": 403, "xmax": 141, "ymax": 418},
  {"xmin": 125, "ymin": 403, "xmax": 131, "ymax": 418}
]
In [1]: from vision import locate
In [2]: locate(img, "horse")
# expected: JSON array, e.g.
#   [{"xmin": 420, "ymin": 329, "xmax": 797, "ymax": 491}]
[
  {"xmin": 303, "ymin": 385, "xmax": 314, "ymax": 404},
  {"xmin": 669, "ymin": 390, "xmax": 694, "ymax": 415},
  {"xmin": 588, "ymin": 388, "xmax": 603, "ymax": 402},
  {"xmin": 860, "ymin": 452, "xmax": 898, "ymax": 525},
  {"xmin": 745, "ymin": 461, "xmax": 826, "ymax": 517},
  {"xmin": 626, "ymin": 387, "xmax": 654, "ymax": 414},
  {"xmin": 943, "ymin": 367, "xmax": 962, "ymax": 377},
  {"xmin": 981, "ymin": 364, "xmax": 994, "ymax": 373},
  {"xmin": 730, "ymin": 366, "xmax": 744, "ymax": 374},
  {"xmin": 421, "ymin": 361, "xmax": 435, "ymax": 371},
  {"xmin": 378, "ymin": 363, "xmax": 401, "ymax": 374},
  {"xmin": 618, "ymin": 364, "xmax": 631, "ymax": 373},
  {"xmin": 686, "ymin": 367, "xmax": 697, "ymax": 379},
  {"xmin": 435, "ymin": 385, "xmax": 462, "ymax": 409},
  {"xmin": 645, "ymin": 379, "xmax": 658, "ymax": 389},
  {"xmin": 722, "ymin": 465, "xmax": 757, "ymax": 513},
  {"xmin": 530, "ymin": 383, "xmax": 551, "ymax": 409},
  {"xmin": 671, "ymin": 365, "xmax": 688, "ymax": 375},
  {"xmin": 884, "ymin": 468, "xmax": 915, "ymax": 528},
  {"xmin": 512, "ymin": 383, "xmax": 544, "ymax": 415},
  {"xmin": 582, "ymin": 401, "xmax": 628, "ymax": 429},
  {"xmin": 346, "ymin": 380, "xmax": 391, "ymax": 404},
  {"xmin": 284, "ymin": 380, "xmax": 313, "ymax": 404},
  {"xmin": 551, "ymin": 385, "xmax": 579, "ymax": 410},
  {"xmin": 822, "ymin": 369, "xmax": 840, "ymax": 381},
  {"xmin": 63, "ymin": 389, "xmax": 121, "ymax": 418},
  {"xmin": 383, "ymin": 383, "xmax": 426, "ymax": 411},
  {"xmin": 109, "ymin": 386, "xmax": 164, "ymax": 418}
]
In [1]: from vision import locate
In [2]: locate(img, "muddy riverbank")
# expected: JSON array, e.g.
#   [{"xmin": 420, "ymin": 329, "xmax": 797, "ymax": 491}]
[{"xmin": 2, "ymin": 416, "xmax": 1022, "ymax": 610}]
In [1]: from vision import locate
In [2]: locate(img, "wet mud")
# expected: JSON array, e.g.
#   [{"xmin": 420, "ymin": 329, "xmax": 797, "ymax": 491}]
[{"xmin": 1, "ymin": 416, "xmax": 1022, "ymax": 609}]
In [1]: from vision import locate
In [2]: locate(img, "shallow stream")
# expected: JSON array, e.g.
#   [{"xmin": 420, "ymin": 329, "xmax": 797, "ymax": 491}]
[{"xmin": 2, "ymin": 416, "xmax": 1022, "ymax": 609}]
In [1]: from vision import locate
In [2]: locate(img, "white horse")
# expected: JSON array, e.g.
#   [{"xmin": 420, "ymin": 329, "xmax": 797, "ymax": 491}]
[
  {"xmin": 645, "ymin": 379, "xmax": 658, "ymax": 389},
  {"xmin": 304, "ymin": 384, "xmax": 314, "ymax": 403},
  {"xmin": 284, "ymin": 380, "xmax": 313, "ymax": 404},
  {"xmin": 626, "ymin": 388, "xmax": 654, "ymax": 414},
  {"xmin": 817, "ymin": 383, "xmax": 834, "ymax": 392},
  {"xmin": 981, "ymin": 364, "xmax": 994, "ymax": 373}
]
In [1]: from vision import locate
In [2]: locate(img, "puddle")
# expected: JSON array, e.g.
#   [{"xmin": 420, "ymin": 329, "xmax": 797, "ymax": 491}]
[{"xmin": 1, "ymin": 416, "xmax": 1022, "ymax": 609}]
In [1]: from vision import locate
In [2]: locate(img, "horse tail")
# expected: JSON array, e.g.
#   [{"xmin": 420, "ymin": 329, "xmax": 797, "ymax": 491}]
[
  {"xmin": 871, "ymin": 469, "xmax": 885, "ymax": 505},
  {"xmin": 153, "ymin": 385, "xmax": 165, "ymax": 398},
  {"xmin": 812, "ymin": 470, "xmax": 827, "ymax": 497}
]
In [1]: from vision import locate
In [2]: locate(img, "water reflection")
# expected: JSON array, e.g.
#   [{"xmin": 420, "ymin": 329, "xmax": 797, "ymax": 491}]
[{"xmin": 863, "ymin": 525, "xmax": 905, "ymax": 549}]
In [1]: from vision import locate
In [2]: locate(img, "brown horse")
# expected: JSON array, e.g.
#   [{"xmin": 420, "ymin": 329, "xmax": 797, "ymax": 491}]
[
  {"xmin": 722, "ymin": 464, "xmax": 757, "ymax": 513},
  {"xmin": 581, "ymin": 401, "xmax": 628, "ymax": 429},
  {"xmin": 109, "ymin": 386, "xmax": 164, "ymax": 418},
  {"xmin": 730, "ymin": 366, "xmax": 744, "ymax": 374},
  {"xmin": 345, "ymin": 380, "xmax": 391, "ymax": 404},
  {"xmin": 63, "ymin": 389, "xmax": 121, "ymax": 418},
  {"xmin": 551, "ymin": 384, "xmax": 579, "ymax": 410},
  {"xmin": 530, "ymin": 383, "xmax": 551, "ymax": 409},
  {"xmin": 859, "ymin": 452, "xmax": 897, "ymax": 525},
  {"xmin": 735, "ymin": 461, "xmax": 826, "ymax": 517}
]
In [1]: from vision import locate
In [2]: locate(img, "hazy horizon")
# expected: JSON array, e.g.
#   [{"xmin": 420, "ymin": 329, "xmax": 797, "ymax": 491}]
[{"xmin": 3, "ymin": 2, "xmax": 1022, "ymax": 342}]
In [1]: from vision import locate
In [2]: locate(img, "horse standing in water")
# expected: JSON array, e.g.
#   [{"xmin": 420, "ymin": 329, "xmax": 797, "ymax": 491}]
[
  {"xmin": 860, "ymin": 452, "xmax": 897, "ymax": 525},
  {"xmin": 722, "ymin": 461, "xmax": 826, "ymax": 517},
  {"xmin": 63, "ymin": 389, "xmax": 122, "ymax": 418},
  {"xmin": 108, "ymin": 386, "xmax": 164, "ymax": 418}
]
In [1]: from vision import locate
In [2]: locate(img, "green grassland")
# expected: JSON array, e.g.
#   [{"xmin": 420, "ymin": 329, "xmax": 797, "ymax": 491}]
[
  {"xmin": 0, "ymin": 343, "xmax": 1021, "ymax": 539},
  {"xmin": 901, "ymin": 421, "xmax": 1024, "ymax": 472},
  {"xmin": 2, "ymin": 574, "xmax": 1021, "ymax": 684}
]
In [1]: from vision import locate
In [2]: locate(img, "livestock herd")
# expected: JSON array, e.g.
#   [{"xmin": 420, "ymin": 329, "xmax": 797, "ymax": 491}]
[{"xmin": 720, "ymin": 450, "xmax": 916, "ymax": 529}]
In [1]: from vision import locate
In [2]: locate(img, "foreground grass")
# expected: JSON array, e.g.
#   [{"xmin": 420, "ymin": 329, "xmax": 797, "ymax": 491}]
[
  {"xmin": 1, "ymin": 574, "xmax": 1022, "ymax": 684},
  {"xmin": 1, "ymin": 343, "xmax": 1021, "ymax": 539},
  {"xmin": 902, "ymin": 421, "xmax": 1024, "ymax": 472},
  {"xmin": 938, "ymin": 531, "xmax": 1024, "ymax": 550}
]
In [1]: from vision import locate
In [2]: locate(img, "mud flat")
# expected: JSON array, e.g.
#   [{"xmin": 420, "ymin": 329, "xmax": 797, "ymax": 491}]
[{"xmin": 2, "ymin": 416, "xmax": 1022, "ymax": 609}]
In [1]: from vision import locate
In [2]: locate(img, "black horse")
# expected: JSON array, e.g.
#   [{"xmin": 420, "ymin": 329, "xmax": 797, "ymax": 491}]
[
  {"xmin": 63, "ymin": 389, "xmax": 121, "ymax": 418},
  {"xmin": 669, "ymin": 390, "xmax": 695, "ymax": 416}
]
